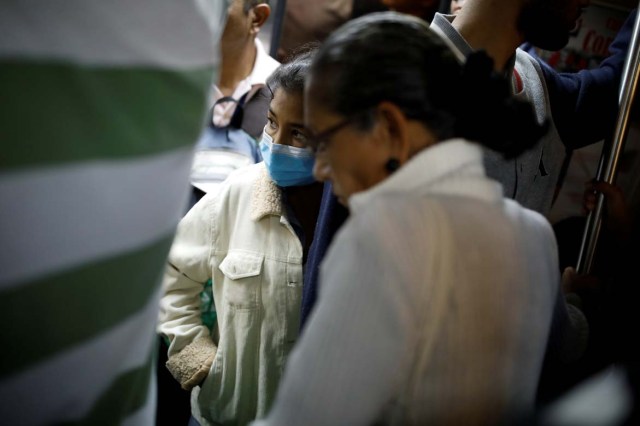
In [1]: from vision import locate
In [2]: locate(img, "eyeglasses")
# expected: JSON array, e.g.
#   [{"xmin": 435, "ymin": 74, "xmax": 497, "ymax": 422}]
[{"xmin": 304, "ymin": 110, "xmax": 371, "ymax": 154}]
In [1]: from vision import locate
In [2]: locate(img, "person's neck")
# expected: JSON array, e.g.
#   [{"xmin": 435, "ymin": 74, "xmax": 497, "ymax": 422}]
[
  {"xmin": 452, "ymin": 1, "xmax": 524, "ymax": 71},
  {"xmin": 218, "ymin": 39, "xmax": 258, "ymax": 97},
  {"xmin": 286, "ymin": 182, "xmax": 324, "ymax": 223}
]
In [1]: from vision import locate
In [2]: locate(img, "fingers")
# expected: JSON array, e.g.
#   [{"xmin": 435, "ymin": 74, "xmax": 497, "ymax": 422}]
[
  {"xmin": 592, "ymin": 180, "xmax": 624, "ymax": 201},
  {"xmin": 582, "ymin": 180, "xmax": 598, "ymax": 214},
  {"xmin": 582, "ymin": 180, "xmax": 626, "ymax": 214},
  {"xmin": 582, "ymin": 180, "xmax": 632, "ymax": 237},
  {"xmin": 561, "ymin": 266, "xmax": 576, "ymax": 294},
  {"xmin": 562, "ymin": 266, "xmax": 601, "ymax": 295}
]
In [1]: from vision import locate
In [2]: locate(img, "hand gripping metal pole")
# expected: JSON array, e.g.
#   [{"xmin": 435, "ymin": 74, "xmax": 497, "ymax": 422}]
[{"xmin": 576, "ymin": 7, "xmax": 640, "ymax": 274}]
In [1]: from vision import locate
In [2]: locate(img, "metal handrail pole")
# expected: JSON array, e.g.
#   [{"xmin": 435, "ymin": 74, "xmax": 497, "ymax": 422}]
[
  {"xmin": 576, "ymin": 153, "xmax": 606, "ymax": 273},
  {"xmin": 576, "ymin": 5, "xmax": 640, "ymax": 273}
]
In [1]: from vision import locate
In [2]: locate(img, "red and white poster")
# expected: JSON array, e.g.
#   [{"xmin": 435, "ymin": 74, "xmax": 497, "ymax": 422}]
[{"xmin": 531, "ymin": 3, "xmax": 630, "ymax": 72}]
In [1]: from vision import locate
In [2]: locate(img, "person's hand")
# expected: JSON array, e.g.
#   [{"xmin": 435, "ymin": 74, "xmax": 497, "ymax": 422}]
[
  {"xmin": 583, "ymin": 180, "xmax": 632, "ymax": 240},
  {"xmin": 166, "ymin": 337, "xmax": 217, "ymax": 391},
  {"xmin": 562, "ymin": 266, "xmax": 600, "ymax": 296},
  {"xmin": 180, "ymin": 350, "xmax": 216, "ymax": 390}
]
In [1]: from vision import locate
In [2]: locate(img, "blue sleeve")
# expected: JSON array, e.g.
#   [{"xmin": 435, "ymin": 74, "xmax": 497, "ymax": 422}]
[{"xmin": 541, "ymin": 9, "xmax": 636, "ymax": 149}]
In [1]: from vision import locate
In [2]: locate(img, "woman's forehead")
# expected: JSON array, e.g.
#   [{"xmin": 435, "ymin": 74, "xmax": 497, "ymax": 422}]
[{"xmin": 272, "ymin": 89, "xmax": 304, "ymax": 118}]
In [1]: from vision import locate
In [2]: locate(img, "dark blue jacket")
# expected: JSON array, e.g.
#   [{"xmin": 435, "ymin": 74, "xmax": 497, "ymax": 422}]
[
  {"xmin": 300, "ymin": 182, "xmax": 348, "ymax": 329},
  {"xmin": 542, "ymin": 9, "xmax": 636, "ymax": 150}
]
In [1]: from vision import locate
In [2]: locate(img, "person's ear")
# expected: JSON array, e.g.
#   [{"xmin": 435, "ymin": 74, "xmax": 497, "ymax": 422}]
[
  {"xmin": 313, "ymin": 155, "xmax": 331, "ymax": 183},
  {"xmin": 250, "ymin": 4, "xmax": 270, "ymax": 34},
  {"xmin": 374, "ymin": 101, "xmax": 411, "ymax": 166}
]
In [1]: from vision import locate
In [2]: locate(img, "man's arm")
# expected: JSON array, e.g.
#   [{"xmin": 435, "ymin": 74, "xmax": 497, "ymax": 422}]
[{"xmin": 541, "ymin": 10, "xmax": 636, "ymax": 149}]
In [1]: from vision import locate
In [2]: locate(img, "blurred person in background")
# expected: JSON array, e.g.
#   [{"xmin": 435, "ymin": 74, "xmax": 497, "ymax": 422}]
[
  {"xmin": 278, "ymin": 0, "xmax": 352, "ymax": 61},
  {"xmin": 381, "ymin": 0, "xmax": 440, "ymax": 21},
  {"xmin": 439, "ymin": 0, "xmax": 637, "ymax": 399},
  {"xmin": 279, "ymin": 0, "xmax": 423, "ymax": 63},
  {"xmin": 189, "ymin": 0, "xmax": 280, "ymax": 206},
  {"xmin": 435, "ymin": 0, "xmax": 637, "ymax": 405},
  {"xmin": 430, "ymin": 0, "xmax": 635, "ymax": 215}
]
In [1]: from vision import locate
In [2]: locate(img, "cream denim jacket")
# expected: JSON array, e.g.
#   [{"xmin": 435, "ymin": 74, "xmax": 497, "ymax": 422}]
[{"xmin": 158, "ymin": 163, "xmax": 303, "ymax": 426}]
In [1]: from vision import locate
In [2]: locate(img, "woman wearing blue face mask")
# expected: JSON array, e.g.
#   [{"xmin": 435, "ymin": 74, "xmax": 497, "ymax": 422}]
[{"xmin": 158, "ymin": 49, "xmax": 323, "ymax": 426}]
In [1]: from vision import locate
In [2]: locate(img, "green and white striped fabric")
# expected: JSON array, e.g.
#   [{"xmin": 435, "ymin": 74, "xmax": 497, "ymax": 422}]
[{"xmin": 0, "ymin": 1, "xmax": 227, "ymax": 424}]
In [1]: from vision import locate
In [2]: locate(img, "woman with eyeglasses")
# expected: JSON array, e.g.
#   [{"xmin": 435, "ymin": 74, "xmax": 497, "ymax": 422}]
[
  {"xmin": 158, "ymin": 49, "xmax": 324, "ymax": 426},
  {"xmin": 253, "ymin": 13, "xmax": 565, "ymax": 425}
]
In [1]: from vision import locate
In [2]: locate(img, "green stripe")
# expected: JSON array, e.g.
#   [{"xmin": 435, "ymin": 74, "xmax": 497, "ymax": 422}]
[
  {"xmin": 56, "ymin": 347, "xmax": 156, "ymax": 426},
  {"xmin": 0, "ymin": 234, "xmax": 174, "ymax": 379},
  {"xmin": 0, "ymin": 61, "xmax": 213, "ymax": 169}
]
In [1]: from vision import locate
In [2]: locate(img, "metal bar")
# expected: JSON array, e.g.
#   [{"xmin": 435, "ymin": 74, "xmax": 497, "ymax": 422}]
[
  {"xmin": 575, "ymin": 144, "xmax": 607, "ymax": 274},
  {"xmin": 576, "ymin": 6, "xmax": 640, "ymax": 274},
  {"xmin": 269, "ymin": 0, "xmax": 287, "ymax": 59}
]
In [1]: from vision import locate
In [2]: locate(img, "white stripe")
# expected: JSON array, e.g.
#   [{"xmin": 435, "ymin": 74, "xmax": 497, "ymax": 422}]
[
  {"xmin": 0, "ymin": 147, "xmax": 194, "ymax": 289},
  {"xmin": 121, "ymin": 368, "xmax": 157, "ymax": 426},
  {"xmin": 0, "ymin": 288, "xmax": 161, "ymax": 425},
  {"xmin": 0, "ymin": 0, "xmax": 226, "ymax": 69}
]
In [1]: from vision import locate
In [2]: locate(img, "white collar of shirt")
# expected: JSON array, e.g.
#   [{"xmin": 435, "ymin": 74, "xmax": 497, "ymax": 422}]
[
  {"xmin": 211, "ymin": 39, "xmax": 280, "ymax": 126},
  {"xmin": 348, "ymin": 139, "xmax": 504, "ymax": 213}
]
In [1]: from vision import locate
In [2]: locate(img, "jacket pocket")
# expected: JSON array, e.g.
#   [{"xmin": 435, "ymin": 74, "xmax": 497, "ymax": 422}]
[
  {"xmin": 218, "ymin": 250, "xmax": 263, "ymax": 310},
  {"xmin": 198, "ymin": 307, "xmax": 261, "ymax": 424}
]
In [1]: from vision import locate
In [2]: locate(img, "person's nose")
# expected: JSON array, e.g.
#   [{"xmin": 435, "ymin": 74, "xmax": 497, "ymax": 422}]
[{"xmin": 313, "ymin": 155, "xmax": 331, "ymax": 182}]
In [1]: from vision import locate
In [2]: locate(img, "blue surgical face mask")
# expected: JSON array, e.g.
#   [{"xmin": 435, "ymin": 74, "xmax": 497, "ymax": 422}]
[{"xmin": 259, "ymin": 130, "xmax": 316, "ymax": 187}]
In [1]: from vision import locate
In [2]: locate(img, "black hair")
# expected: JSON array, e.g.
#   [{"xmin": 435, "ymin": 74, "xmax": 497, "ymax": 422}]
[
  {"xmin": 309, "ymin": 12, "xmax": 547, "ymax": 159},
  {"xmin": 267, "ymin": 46, "xmax": 317, "ymax": 97}
]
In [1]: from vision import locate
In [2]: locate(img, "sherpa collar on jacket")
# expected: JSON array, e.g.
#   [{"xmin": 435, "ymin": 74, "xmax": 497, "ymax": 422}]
[{"xmin": 250, "ymin": 164, "xmax": 284, "ymax": 221}]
